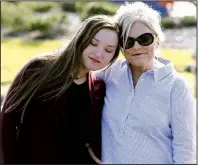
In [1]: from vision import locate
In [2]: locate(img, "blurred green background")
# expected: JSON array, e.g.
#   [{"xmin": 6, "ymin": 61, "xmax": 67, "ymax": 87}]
[{"xmin": 1, "ymin": 1, "xmax": 196, "ymax": 97}]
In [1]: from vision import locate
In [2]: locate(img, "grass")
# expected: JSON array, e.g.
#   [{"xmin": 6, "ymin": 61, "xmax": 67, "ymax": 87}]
[
  {"xmin": 1, "ymin": 38, "xmax": 196, "ymax": 95},
  {"xmin": 161, "ymin": 49, "xmax": 195, "ymax": 95},
  {"xmin": 161, "ymin": 49, "xmax": 194, "ymax": 70},
  {"xmin": 1, "ymin": 38, "xmax": 62, "ymax": 84}
]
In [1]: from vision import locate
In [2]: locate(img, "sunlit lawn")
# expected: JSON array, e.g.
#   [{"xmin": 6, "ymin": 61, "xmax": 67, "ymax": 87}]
[
  {"xmin": 1, "ymin": 39, "xmax": 62, "ymax": 84},
  {"xmin": 1, "ymin": 38, "xmax": 195, "ymax": 95}
]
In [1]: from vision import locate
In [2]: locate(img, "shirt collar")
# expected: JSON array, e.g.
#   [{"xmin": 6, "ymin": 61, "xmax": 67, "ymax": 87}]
[
  {"xmin": 153, "ymin": 57, "xmax": 175, "ymax": 82},
  {"xmin": 120, "ymin": 60, "xmax": 128, "ymax": 68},
  {"xmin": 120, "ymin": 57, "xmax": 175, "ymax": 82}
]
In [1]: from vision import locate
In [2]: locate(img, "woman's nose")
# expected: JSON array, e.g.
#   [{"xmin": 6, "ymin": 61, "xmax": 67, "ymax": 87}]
[
  {"xmin": 133, "ymin": 41, "xmax": 141, "ymax": 49},
  {"xmin": 95, "ymin": 48, "xmax": 103, "ymax": 57}
]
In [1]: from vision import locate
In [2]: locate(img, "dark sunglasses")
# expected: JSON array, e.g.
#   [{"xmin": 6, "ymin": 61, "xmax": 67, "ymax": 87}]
[{"xmin": 120, "ymin": 33, "xmax": 156, "ymax": 49}]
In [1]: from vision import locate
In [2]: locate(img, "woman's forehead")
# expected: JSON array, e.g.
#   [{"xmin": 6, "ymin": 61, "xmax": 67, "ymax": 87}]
[
  {"xmin": 128, "ymin": 21, "xmax": 153, "ymax": 37},
  {"xmin": 94, "ymin": 29, "xmax": 118, "ymax": 46}
]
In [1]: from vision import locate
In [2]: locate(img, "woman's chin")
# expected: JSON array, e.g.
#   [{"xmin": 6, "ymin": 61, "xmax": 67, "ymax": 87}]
[
  {"xmin": 85, "ymin": 63, "xmax": 104, "ymax": 71},
  {"xmin": 89, "ymin": 67, "xmax": 101, "ymax": 71},
  {"xmin": 128, "ymin": 59, "xmax": 148, "ymax": 67}
]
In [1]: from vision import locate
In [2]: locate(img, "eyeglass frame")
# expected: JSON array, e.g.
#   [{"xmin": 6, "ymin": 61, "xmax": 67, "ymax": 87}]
[{"xmin": 120, "ymin": 33, "xmax": 157, "ymax": 49}]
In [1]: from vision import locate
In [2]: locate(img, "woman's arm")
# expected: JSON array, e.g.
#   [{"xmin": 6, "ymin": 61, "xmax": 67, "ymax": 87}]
[
  {"xmin": 93, "ymin": 60, "xmax": 124, "ymax": 83},
  {"xmin": 1, "ymin": 58, "xmax": 46, "ymax": 164},
  {"xmin": 170, "ymin": 77, "xmax": 196, "ymax": 164}
]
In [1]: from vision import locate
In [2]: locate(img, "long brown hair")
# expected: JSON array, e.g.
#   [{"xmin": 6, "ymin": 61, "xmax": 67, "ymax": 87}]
[{"xmin": 3, "ymin": 15, "xmax": 120, "ymax": 123}]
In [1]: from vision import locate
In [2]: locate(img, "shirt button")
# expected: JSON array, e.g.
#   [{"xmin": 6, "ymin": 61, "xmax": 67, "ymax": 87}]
[
  {"xmin": 120, "ymin": 129, "xmax": 124, "ymax": 138},
  {"xmin": 126, "ymin": 99, "xmax": 130, "ymax": 105}
]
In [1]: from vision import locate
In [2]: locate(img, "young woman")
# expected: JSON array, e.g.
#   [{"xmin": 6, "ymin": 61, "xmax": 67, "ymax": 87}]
[{"xmin": 1, "ymin": 15, "xmax": 120, "ymax": 164}]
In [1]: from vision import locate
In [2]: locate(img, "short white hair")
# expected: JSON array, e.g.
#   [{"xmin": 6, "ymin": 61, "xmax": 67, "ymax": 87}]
[{"xmin": 114, "ymin": 1, "xmax": 165, "ymax": 48}]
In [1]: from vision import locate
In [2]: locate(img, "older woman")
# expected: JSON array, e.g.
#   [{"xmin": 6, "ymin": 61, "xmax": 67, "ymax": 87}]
[{"xmin": 94, "ymin": 2, "xmax": 196, "ymax": 164}]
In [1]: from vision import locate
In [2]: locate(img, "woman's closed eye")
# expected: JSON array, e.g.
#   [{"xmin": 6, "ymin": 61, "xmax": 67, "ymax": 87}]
[
  {"xmin": 105, "ymin": 49, "xmax": 113, "ymax": 53},
  {"xmin": 90, "ymin": 41, "xmax": 97, "ymax": 46},
  {"xmin": 90, "ymin": 39, "xmax": 115, "ymax": 53}
]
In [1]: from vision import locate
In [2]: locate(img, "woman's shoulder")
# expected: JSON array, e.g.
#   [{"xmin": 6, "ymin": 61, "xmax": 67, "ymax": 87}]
[
  {"xmin": 172, "ymin": 72, "xmax": 191, "ymax": 90},
  {"xmin": 107, "ymin": 59, "xmax": 126, "ymax": 70},
  {"xmin": 17, "ymin": 53, "xmax": 57, "ymax": 79},
  {"xmin": 170, "ymin": 71, "xmax": 194, "ymax": 101},
  {"xmin": 24, "ymin": 53, "xmax": 57, "ymax": 71},
  {"xmin": 10, "ymin": 53, "xmax": 58, "ymax": 88},
  {"xmin": 88, "ymin": 72, "xmax": 106, "ymax": 100},
  {"xmin": 89, "ymin": 71, "xmax": 105, "ymax": 85},
  {"xmin": 89, "ymin": 71, "xmax": 106, "ymax": 93}
]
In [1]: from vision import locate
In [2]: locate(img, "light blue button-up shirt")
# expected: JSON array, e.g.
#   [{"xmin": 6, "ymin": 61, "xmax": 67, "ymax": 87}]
[{"xmin": 94, "ymin": 57, "xmax": 196, "ymax": 164}]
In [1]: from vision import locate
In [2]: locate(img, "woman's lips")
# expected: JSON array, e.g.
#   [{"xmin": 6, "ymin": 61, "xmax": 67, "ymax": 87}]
[
  {"xmin": 89, "ymin": 57, "xmax": 100, "ymax": 63},
  {"xmin": 133, "ymin": 53, "xmax": 144, "ymax": 56}
]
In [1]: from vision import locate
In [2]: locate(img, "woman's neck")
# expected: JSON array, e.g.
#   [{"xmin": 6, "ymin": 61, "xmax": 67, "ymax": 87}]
[
  {"xmin": 77, "ymin": 68, "xmax": 88, "ymax": 79},
  {"xmin": 130, "ymin": 58, "xmax": 164, "ymax": 86},
  {"xmin": 130, "ymin": 60, "xmax": 154, "ymax": 79},
  {"xmin": 73, "ymin": 68, "xmax": 88, "ymax": 85}
]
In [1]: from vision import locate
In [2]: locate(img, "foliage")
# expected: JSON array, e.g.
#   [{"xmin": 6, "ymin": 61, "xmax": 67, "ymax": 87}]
[
  {"xmin": 1, "ymin": 2, "xmax": 32, "ymax": 31},
  {"xmin": 180, "ymin": 16, "xmax": 197, "ymax": 27},
  {"xmin": 80, "ymin": 2, "xmax": 196, "ymax": 29},
  {"xmin": 161, "ymin": 16, "xmax": 196, "ymax": 29},
  {"xmin": 2, "ymin": 2, "xmax": 67, "ymax": 35},
  {"xmin": 75, "ymin": 2, "xmax": 90, "ymax": 13},
  {"xmin": 161, "ymin": 17, "xmax": 177, "ymax": 29},
  {"xmin": 60, "ymin": 2, "xmax": 76, "ymax": 12},
  {"xmin": 59, "ymin": 2, "xmax": 91, "ymax": 13},
  {"xmin": 27, "ymin": 17, "xmax": 55, "ymax": 32},
  {"xmin": 81, "ymin": 2, "xmax": 119, "ymax": 20},
  {"xmin": 20, "ymin": 2, "xmax": 59, "ymax": 13},
  {"xmin": 2, "ymin": 1, "xmax": 196, "ymax": 33},
  {"xmin": 27, "ymin": 14, "xmax": 67, "ymax": 33}
]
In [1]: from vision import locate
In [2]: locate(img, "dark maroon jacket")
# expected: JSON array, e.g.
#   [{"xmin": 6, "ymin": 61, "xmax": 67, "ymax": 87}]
[{"xmin": 0, "ymin": 57, "xmax": 105, "ymax": 164}]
